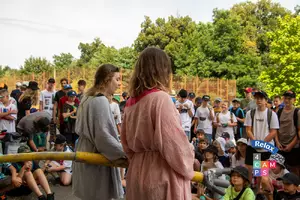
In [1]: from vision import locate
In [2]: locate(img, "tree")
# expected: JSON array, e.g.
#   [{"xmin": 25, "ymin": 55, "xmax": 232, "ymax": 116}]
[
  {"xmin": 115, "ymin": 47, "xmax": 137, "ymax": 69},
  {"xmin": 134, "ymin": 16, "xmax": 197, "ymax": 72},
  {"xmin": 77, "ymin": 38, "xmax": 105, "ymax": 66},
  {"xmin": 0, "ymin": 65, "xmax": 11, "ymax": 78},
  {"xmin": 259, "ymin": 15, "xmax": 300, "ymax": 102},
  {"xmin": 21, "ymin": 56, "xmax": 52, "ymax": 74},
  {"xmin": 53, "ymin": 53, "xmax": 74, "ymax": 69}
]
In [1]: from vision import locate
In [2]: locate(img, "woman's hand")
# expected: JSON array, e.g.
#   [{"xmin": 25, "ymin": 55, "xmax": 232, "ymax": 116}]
[{"xmin": 112, "ymin": 157, "xmax": 129, "ymax": 168}]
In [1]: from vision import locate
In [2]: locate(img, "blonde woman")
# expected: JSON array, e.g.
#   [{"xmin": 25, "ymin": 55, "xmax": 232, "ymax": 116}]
[{"xmin": 17, "ymin": 81, "xmax": 39, "ymax": 124}]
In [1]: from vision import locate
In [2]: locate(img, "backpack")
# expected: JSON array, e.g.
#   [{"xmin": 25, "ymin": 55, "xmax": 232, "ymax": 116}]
[
  {"xmin": 250, "ymin": 108, "xmax": 273, "ymax": 130},
  {"xmin": 277, "ymin": 107, "xmax": 299, "ymax": 139},
  {"xmin": 216, "ymin": 112, "xmax": 234, "ymax": 124},
  {"xmin": 229, "ymin": 107, "xmax": 245, "ymax": 123}
]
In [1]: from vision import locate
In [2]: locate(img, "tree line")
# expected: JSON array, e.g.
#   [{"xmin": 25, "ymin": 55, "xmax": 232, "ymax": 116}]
[{"xmin": 0, "ymin": 0, "xmax": 299, "ymax": 98}]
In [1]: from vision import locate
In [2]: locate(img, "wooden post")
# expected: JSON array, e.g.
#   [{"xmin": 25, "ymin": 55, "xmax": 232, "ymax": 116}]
[
  {"xmin": 196, "ymin": 76, "xmax": 199, "ymax": 96},
  {"xmin": 226, "ymin": 79, "xmax": 229, "ymax": 101},
  {"xmin": 234, "ymin": 80, "xmax": 237, "ymax": 98},
  {"xmin": 184, "ymin": 75, "xmax": 187, "ymax": 89},
  {"xmin": 120, "ymin": 68, "xmax": 123, "ymax": 94},
  {"xmin": 192, "ymin": 77, "xmax": 195, "ymax": 93},
  {"xmin": 67, "ymin": 69, "xmax": 70, "ymax": 84},
  {"xmin": 220, "ymin": 79, "xmax": 222, "ymax": 98},
  {"xmin": 206, "ymin": 79, "xmax": 209, "ymax": 95},
  {"xmin": 169, "ymin": 73, "xmax": 173, "ymax": 91},
  {"xmin": 32, "ymin": 73, "xmax": 34, "ymax": 81},
  {"xmin": 217, "ymin": 79, "xmax": 219, "ymax": 97}
]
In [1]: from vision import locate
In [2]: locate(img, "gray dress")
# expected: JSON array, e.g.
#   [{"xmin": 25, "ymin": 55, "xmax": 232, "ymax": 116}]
[{"xmin": 72, "ymin": 95, "xmax": 125, "ymax": 200}]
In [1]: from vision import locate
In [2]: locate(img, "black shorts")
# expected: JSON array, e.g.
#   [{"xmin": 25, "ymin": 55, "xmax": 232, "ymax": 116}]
[
  {"xmin": 0, "ymin": 176, "xmax": 11, "ymax": 189},
  {"xmin": 279, "ymin": 147, "xmax": 300, "ymax": 166},
  {"xmin": 245, "ymin": 145, "xmax": 271, "ymax": 166}
]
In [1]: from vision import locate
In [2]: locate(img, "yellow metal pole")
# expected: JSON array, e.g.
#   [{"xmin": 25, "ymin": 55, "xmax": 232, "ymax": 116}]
[{"xmin": 0, "ymin": 152, "xmax": 203, "ymax": 182}]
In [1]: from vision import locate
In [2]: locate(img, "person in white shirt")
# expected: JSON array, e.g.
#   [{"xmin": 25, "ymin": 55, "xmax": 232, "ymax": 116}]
[
  {"xmin": 244, "ymin": 90, "xmax": 279, "ymax": 191},
  {"xmin": 194, "ymin": 95, "xmax": 214, "ymax": 144},
  {"xmin": 213, "ymin": 100, "xmax": 237, "ymax": 142},
  {"xmin": 0, "ymin": 89, "xmax": 18, "ymax": 132},
  {"xmin": 175, "ymin": 89, "xmax": 194, "ymax": 141},
  {"xmin": 43, "ymin": 134, "xmax": 72, "ymax": 186},
  {"xmin": 231, "ymin": 138, "xmax": 247, "ymax": 168},
  {"xmin": 0, "ymin": 83, "xmax": 18, "ymax": 108},
  {"xmin": 109, "ymin": 95, "xmax": 122, "ymax": 135},
  {"xmin": 39, "ymin": 78, "xmax": 56, "ymax": 117}
]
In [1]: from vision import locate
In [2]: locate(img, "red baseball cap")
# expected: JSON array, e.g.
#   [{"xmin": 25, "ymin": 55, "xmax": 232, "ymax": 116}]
[{"xmin": 244, "ymin": 87, "xmax": 253, "ymax": 93}]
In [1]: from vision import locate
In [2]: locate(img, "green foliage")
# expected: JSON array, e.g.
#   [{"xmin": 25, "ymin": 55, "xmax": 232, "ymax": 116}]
[
  {"xmin": 21, "ymin": 56, "xmax": 52, "ymax": 74},
  {"xmin": 0, "ymin": 65, "xmax": 11, "ymax": 78},
  {"xmin": 259, "ymin": 15, "xmax": 300, "ymax": 102},
  {"xmin": 53, "ymin": 53, "xmax": 74, "ymax": 69},
  {"xmin": 1, "ymin": 0, "xmax": 298, "ymax": 99}
]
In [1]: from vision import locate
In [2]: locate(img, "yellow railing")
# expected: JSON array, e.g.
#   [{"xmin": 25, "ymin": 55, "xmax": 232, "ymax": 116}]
[{"xmin": 0, "ymin": 152, "xmax": 203, "ymax": 182}]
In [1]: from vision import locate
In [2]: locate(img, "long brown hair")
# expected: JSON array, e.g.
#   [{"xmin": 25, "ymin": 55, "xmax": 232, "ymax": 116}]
[
  {"xmin": 85, "ymin": 64, "xmax": 119, "ymax": 97},
  {"xmin": 19, "ymin": 89, "xmax": 38, "ymax": 106},
  {"xmin": 128, "ymin": 47, "xmax": 172, "ymax": 97}
]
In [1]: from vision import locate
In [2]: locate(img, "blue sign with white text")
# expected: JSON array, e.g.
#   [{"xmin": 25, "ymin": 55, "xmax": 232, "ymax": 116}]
[{"xmin": 251, "ymin": 140, "xmax": 278, "ymax": 154}]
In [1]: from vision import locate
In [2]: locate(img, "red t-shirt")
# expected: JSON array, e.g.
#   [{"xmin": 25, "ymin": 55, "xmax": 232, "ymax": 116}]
[{"xmin": 58, "ymin": 96, "xmax": 80, "ymax": 124}]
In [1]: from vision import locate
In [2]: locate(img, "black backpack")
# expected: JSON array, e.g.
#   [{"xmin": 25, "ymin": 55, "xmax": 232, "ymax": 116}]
[{"xmin": 277, "ymin": 107, "xmax": 299, "ymax": 139}]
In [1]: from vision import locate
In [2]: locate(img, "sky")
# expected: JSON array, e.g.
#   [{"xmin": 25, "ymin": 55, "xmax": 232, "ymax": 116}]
[{"xmin": 0, "ymin": 0, "xmax": 298, "ymax": 68}]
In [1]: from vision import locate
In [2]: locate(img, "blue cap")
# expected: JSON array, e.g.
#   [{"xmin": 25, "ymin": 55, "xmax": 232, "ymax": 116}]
[
  {"xmin": 64, "ymin": 84, "xmax": 72, "ymax": 90},
  {"xmin": 67, "ymin": 90, "xmax": 77, "ymax": 97}
]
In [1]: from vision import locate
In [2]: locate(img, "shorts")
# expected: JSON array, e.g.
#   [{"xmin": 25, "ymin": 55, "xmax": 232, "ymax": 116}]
[
  {"xmin": 245, "ymin": 145, "xmax": 271, "ymax": 166},
  {"xmin": 279, "ymin": 147, "xmax": 300, "ymax": 166},
  {"xmin": 0, "ymin": 177, "xmax": 11, "ymax": 189}
]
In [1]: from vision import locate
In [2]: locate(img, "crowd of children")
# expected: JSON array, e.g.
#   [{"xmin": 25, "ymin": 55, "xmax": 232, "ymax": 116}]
[
  {"xmin": 0, "ymin": 77, "xmax": 300, "ymax": 200},
  {"xmin": 176, "ymin": 88, "xmax": 300, "ymax": 200},
  {"xmin": 0, "ymin": 78, "xmax": 88, "ymax": 199}
]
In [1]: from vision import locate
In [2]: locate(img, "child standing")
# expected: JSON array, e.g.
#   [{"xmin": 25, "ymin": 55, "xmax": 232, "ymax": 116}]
[
  {"xmin": 213, "ymin": 101, "xmax": 237, "ymax": 142},
  {"xmin": 0, "ymin": 89, "xmax": 18, "ymax": 132},
  {"xmin": 62, "ymin": 90, "xmax": 79, "ymax": 146},
  {"xmin": 224, "ymin": 166, "xmax": 255, "ymax": 200}
]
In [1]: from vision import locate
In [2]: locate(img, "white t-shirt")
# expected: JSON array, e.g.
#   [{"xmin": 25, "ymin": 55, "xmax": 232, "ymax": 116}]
[
  {"xmin": 195, "ymin": 106, "xmax": 214, "ymax": 134},
  {"xmin": 110, "ymin": 102, "xmax": 121, "ymax": 125},
  {"xmin": 231, "ymin": 154, "xmax": 245, "ymax": 168},
  {"xmin": 52, "ymin": 146, "xmax": 73, "ymax": 174},
  {"xmin": 175, "ymin": 99, "xmax": 194, "ymax": 131},
  {"xmin": 40, "ymin": 90, "xmax": 56, "ymax": 116},
  {"xmin": 214, "ymin": 111, "xmax": 237, "ymax": 141},
  {"xmin": 0, "ymin": 97, "xmax": 18, "ymax": 108},
  {"xmin": 0, "ymin": 103, "xmax": 17, "ymax": 132},
  {"xmin": 244, "ymin": 108, "xmax": 279, "ymax": 152}
]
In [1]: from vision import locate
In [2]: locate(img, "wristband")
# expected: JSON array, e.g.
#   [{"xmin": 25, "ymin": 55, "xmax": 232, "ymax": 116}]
[{"xmin": 200, "ymin": 196, "xmax": 205, "ymax": 200}]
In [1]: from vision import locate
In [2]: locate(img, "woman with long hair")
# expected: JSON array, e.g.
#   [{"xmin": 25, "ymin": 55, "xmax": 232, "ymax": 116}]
[
  {"xmin": 72, "ymin": 64, "xmax": 126, "ymax": 200},
  {"xmin": 17, "ymin": 81, "xmax": 39, "ymax": 123},
  {"xmin": 121, "ymin": 47, "xmax": 195, "ymax": 200}
]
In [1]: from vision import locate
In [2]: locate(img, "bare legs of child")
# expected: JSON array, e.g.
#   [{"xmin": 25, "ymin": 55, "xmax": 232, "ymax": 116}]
[
  {"xmin": 49, "ymin": 161, "xmax": 72, "ymax": 186},
  {"xmin": 24, "ymin": 169, "xmax": 52, "ymax": 197}
]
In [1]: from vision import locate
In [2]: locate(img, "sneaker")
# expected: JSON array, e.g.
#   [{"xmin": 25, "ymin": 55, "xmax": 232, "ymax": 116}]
[
  {"xmin": 47, "ymin": 193, "xmax": 55, "ymax": 200},
  {"xmin": 38, "ymin": 195, "xmax": 47, "ymax": 200}
]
